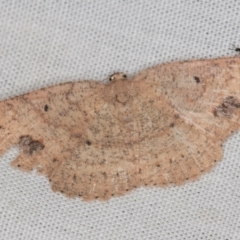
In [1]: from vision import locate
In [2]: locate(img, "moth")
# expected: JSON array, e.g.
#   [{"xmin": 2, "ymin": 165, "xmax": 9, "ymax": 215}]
[{"xmin": 1, "ymin": 56, "xmax": 240, "ymax": 201}]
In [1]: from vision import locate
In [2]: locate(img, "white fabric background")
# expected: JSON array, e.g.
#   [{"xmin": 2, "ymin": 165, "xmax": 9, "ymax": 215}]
[{"xmin": 0, "ymin": 1, "xmax": 240, "ymax": 239}]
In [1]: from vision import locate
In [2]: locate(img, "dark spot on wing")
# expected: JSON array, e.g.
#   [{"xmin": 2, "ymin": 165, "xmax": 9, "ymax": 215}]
[
  {"xmin": 19, "ymin": 135, "xmax": 44, "ymax": 155},
  {"xmin": 28, "ymin": 141, "xmax": 44, "ymax": 155},
  {"xmin": 194, "ymin": 76, "xmax": 200, "ymax": 83},
  {"xmin": 214, "ymin": 96, "xmax": 240, "ymax": 117},
  {"xmin": 44, "ymin": 104, "xmax": 49, "ymax": 112},
  {"xmin": 224, "ymin": 96, "xmax": 240, "ymax": 108},
  {"xmin": 86, "ymin": 140, "xmax": 92, "ymax": 146}
]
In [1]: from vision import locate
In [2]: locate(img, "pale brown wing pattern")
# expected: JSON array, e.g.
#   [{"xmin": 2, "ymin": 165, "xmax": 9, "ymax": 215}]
[
  {"xmin": 130, "ymin": 57, "xmax": 240, "ymax": 186},
  {"xmin": 1, "ymin": 56, "xmax": 240, "ymax": 201}
]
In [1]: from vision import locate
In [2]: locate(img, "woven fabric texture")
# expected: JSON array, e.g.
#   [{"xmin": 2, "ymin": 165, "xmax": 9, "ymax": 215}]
[{"xmin": 1, "ymin": 1, "xmax": 240, "ymax": 239}]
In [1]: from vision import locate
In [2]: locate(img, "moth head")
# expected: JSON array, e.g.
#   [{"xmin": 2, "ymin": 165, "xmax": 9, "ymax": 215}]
[{"xmin": 109, "ymin": 72, "xmax": 127, "ymax": 82}]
